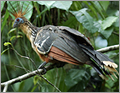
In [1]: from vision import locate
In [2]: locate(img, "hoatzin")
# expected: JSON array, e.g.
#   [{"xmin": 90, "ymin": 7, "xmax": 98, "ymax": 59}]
[{"xmin": 9, "ymin": 2, "xmax": 118, "ymax": 80}]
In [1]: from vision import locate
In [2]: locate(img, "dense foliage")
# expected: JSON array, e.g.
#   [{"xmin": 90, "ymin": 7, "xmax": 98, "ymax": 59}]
[{"xmin": 1, "ymin": 1, "xmax": 119, "ymax": 92}]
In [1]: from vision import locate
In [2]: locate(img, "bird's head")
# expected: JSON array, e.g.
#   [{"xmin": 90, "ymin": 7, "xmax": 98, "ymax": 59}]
[
  {"xmin": 8, "ymin": 2, "xmax": 30, "ymax": 28},
  {"xmin": 13, "ymin": 17, "xmax": 24, "ymax": 28}
]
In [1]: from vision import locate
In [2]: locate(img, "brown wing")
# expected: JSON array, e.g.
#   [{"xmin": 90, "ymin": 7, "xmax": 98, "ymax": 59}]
[
  {"xmin": 35, "ymin": 45, "xmax": 83, "ymax": 65},
  {"xmin": 48, "ymin": 46, "xmax": 83, "ymax": 65}
]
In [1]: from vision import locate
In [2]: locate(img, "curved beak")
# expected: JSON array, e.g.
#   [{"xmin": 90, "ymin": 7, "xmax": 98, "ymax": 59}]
[{"xmin": 13, "ymin": 22, "xmax": 18, "ymax": 28}]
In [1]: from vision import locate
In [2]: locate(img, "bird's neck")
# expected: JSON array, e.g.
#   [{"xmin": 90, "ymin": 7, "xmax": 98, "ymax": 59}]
[{"xmin": 19, "ymin": 20, "xmax": 38, "ymax": 43}]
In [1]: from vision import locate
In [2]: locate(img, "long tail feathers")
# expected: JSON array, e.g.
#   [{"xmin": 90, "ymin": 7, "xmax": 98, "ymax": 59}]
[
  {"xmin": 101, "ymin": 61, "xmax": 119, "ymax": 80},
  {"xmin": 79, "ymin": 44, "xmax": 119, "ymax": 80}
]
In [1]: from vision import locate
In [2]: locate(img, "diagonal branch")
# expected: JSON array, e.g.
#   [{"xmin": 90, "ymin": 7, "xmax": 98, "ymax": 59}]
[
  {"xmin": 1, "ymin": 63, "xmax": 58, "ymax": 92},
  {"xmin": 97, "ymin": 44, "xmax": 119, "ymax": 53},
  {"xmin": 1, "ymin": 44, "xmax": 119, "ymax": 92}
]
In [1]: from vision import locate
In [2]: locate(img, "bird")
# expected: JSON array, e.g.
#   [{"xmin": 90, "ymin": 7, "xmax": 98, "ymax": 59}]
[{"xmin": 8, "ymin": 2, "xmax": 118, "ymax": 80}]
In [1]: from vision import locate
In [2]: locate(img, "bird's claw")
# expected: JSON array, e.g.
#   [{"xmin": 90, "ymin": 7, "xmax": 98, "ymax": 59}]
[{"xmin": 38, "ymin": 62, "xmax": 47, "ymax": 75}]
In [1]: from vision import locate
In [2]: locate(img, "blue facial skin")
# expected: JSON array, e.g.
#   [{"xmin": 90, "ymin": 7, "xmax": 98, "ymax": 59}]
[{"xmin": 13, "ymin": 18, "xmax": 24, "ymax": 28}]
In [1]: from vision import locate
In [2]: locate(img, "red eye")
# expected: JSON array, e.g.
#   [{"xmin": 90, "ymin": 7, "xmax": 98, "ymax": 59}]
[{"xmin": 17, "ymin": 19, "xmax": 19, "ymax": 22}]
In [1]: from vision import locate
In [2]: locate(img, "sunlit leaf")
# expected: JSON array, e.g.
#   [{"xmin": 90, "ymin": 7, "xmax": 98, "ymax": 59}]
[
  {"xmin": 70, "ymin": 8, "xmax": 98, "ymax": 33},
  {"xmin": 4, "ymin": 42, "xmax": 12, "ymax": 46},
  {"xmin": 1, "ymin": 1, "xmax": 5, "ymax": 11},
  {"xmin": 102, "ymin": 16, "xmax": 118, "ymax": 30},
  {"xmin": 51, "ymin": 1, "xmax": 72, "ymax": 11},
  {"xmin": 36, "ymin": 1, "xmax": 55, "ymax": 9}
]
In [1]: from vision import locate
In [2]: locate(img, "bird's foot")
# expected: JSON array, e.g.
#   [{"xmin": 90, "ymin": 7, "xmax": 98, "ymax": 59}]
[{"xmin": 38, "ymin": 62, "xmax": 47, "ymax": 75}]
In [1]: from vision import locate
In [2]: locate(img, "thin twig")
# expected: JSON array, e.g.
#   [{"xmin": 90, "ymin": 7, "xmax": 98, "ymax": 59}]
[
  {"xmin": 39, "ymin": 75, "xmax": 61, "ymax": 92},
  {"xmin": 13, "ymin": 48, "xmax": 38, "ymax": 70},
  {"xmin": 112, "ymin": 32, "xmax": 119, "ymax": 36}
]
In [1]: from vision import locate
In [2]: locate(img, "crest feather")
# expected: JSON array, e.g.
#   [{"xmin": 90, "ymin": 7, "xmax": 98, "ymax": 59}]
[{"xmin": 9, "ymin": 1, "xmax": 30, "ymax": 18}]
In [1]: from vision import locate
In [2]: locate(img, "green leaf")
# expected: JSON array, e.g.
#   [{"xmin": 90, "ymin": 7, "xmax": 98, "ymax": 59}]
[
  {"xmin": 13, "ymin": 82, "xmax": 21, "ymax": 91},
  {"xmin": 100, "ymin": 27, "xmax": 113, "ymax": 39},
  {"xmin": 65, "ymin": 68, "xmax": 90, "ymax": 90},
  {"xmin": 70, "ymin": 8, "xmax": 98, "ymax": 33},
  {"xmin": 61, "ymin": 16, "xmax": 78, "ymax": 28},
  {"xmin": 1, "ymin": 48, "xmax": 9, "ymax": 55},
  {"xmin": 93, "ymin": 20, "xmax": 102, "ymax": 32},
  {"xmin": 31, "ymin": 85, "xmax": 38, "ymax": 92},
  {"xmin": 4, "ymin": 42, "xmax": 12, "ymax": 46},
  {"xmin": 33, "ymin": 76, "xmax": 39, "ymax": 85},
  {"xmin": 1, "ymin": 1, "xmax": 5, "ymax": 11},
  {"xmin": 1, "ymin": 10, "xmax": 9, "ymax": 32},
  {"xmin": 99, "ymin": 1, "xmax": 109, "ymax": 11},
  {"xmin": 114, "ymin": 18, "xmax": 119, "ymax": 27},
  {"xmin": 7, "ymin": 1, "xmax": 33, "ymax": 20},
  {"xmin": 108, "ymin": 34, "xmax": 119, "ymax": 45},
  {"xmin": 114, "ymin": 11, "xmax": 119, "ymax": 27},
  {"xmin": 51, "ymin": 1, "xmax": 72, "ymax": 11},
  {"xmin": 36, "ymin": 1, "xmax": 55, "ymax": 9},
  {"xmin": 22, "ymin": 78, "xmax": 33, "ymax": 91},
  {"xmin": 36, "ymin": 1, "xmax": 72, "ymax": 11},
  {"xmin": 7, "ymin": 28, "xmax": 16, "ymax": 35},
  {"xmin": 10, "ymin": 35, "xmax": 22, "ymax": 41},
  {"xmin": 82, "ymin": 1, "xmax": 98, "ymax": 19},
  {"xmin": 92, "ymin": 1, "xmax": 105, "ymax": 19},
  {"xmin": 102, "ymin": 16, "xmax": 118, "ymax": 30}
]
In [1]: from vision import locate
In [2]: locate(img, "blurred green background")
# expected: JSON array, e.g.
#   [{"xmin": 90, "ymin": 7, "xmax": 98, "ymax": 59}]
[{"xmin": 1, "ymin": 1, "xmax": 119, "ymax": 92}]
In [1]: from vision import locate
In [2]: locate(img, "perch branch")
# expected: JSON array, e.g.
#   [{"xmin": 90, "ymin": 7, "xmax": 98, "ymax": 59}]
[{"xmin": 1, "ymin": 63, "xmax": 59, "ymax": 92}]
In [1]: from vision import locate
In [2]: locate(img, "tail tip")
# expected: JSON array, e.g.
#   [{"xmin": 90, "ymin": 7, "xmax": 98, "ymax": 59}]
[{"xmin": 102, "ymin": 61, "xmax": 118, "ymax": 68}]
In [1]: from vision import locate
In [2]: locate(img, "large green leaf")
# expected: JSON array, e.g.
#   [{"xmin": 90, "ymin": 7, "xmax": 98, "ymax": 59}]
[
  {"xmin": 51, "ymin": 1, "xmax": 72, "ymax": 11},
  {"xmin": 102, "ymin": 16, "xmax": 118, "ymax": 30},
  {"xmin": 94, "ymin": 20, "xmax": 113, "ymax": 38},
  {"xmin": 99, "ymin": 1, "xmax": 109, "ymax": 11},
  {"xmin": 64, "ymin": 68, "xmax": 91, "ymax": 91},
  {"xmin": 36, "ymin": 1, "xmax": 72, "ymax": 11},
  {"xmin": 36, "ymin": 1, "xmax": 55, "ymax": 9},
  {"xmin": 7, "ymin": 1, "xmax": 33, "ymax": 20},
  {"xmin": 100, "ymin": 27, "xmax": 113, "ymax": 39},
  {"xmin": 70, "ymin": 8, "xmax": 98, "ymax": 33}
]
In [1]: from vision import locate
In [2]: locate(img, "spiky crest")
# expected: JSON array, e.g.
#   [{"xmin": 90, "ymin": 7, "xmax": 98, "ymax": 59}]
[{"xmin": 9, "ymin": 1, "xmax": 30, "ymax": 18}]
